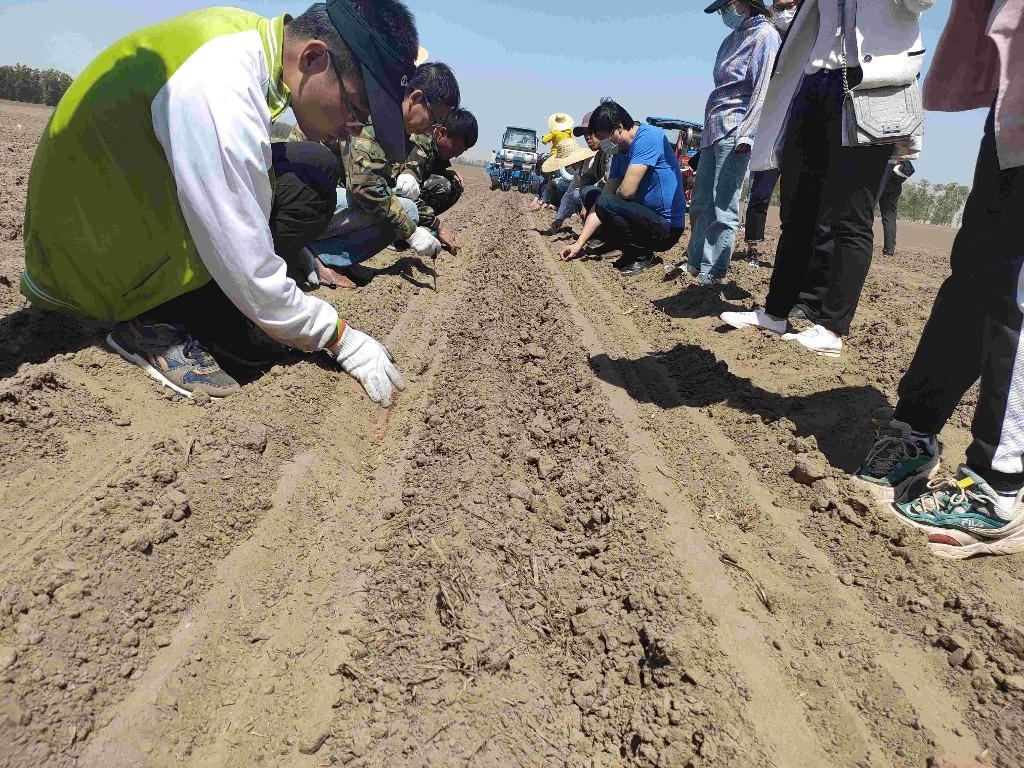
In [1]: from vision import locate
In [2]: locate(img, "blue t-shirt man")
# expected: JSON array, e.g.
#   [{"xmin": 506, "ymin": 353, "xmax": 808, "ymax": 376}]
[{"xmin": 610, "ymin": 123, "xmax": 686, "ymax": 228}]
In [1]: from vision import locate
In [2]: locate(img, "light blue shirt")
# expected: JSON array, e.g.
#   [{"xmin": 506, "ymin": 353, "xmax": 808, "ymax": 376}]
[{"xmin": 701, "ymin": 14, "xmax": 781, "ymax": 149}]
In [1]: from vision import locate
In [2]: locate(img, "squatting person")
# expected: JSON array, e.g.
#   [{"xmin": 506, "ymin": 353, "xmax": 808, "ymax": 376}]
[
  {"xmin": 559, "ymin": 101, "xmax": 686, "ymax": 277},
  {"xmin": 305, "ymin": 61, "xmax": 461, "ymax": 287},
  {"xmin": 399, "ymin": 107, "xmax": 479, "ymax": 256},
  {"xmin": 21, "ymin": 0, "xmax": 416, "ymax": 404}
]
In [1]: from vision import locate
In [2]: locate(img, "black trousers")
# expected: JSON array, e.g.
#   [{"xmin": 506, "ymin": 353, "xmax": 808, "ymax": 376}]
[
  {"xmin": 147, "ymin": 141, "xmax": 339, "ymax": 334},
  {"xmin": 794, "ymin": 206, "xmax": 836, "ymax": 318},
  {"xmin": 744, "ymin": 169, "xmax": 780, "ymax": 243},
  {"xmin": 591, "ymin": 192, "xmax": 684, "ymax": 260},
  {"xmin": 765, "ymin": 69, "xmax": 893, "ymax": 336},
  {"xmin": 878, "ymin": 174, "xmax": 904, "ymax": 254},
  {"xmin": 894, "ymin": 106, "xmax": 1024, "ymax": 493}
]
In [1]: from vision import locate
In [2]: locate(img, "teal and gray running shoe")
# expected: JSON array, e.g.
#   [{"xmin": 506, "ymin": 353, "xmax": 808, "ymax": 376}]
[
  {"xmin": 890, "ymin": 465, "xmax": 1017, "ymax": 534},
  {"xmin": 107, "ymin": 320, "xmax": 240, "ymax": 398},
  {"xmin": 854, "ymin": 418, "xmax": 939, "ymax": 502}
]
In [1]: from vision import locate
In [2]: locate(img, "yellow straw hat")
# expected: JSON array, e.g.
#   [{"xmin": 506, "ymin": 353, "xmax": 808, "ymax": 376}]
[
  {"xmin": 541, "ymin": 137, "xmax": 596, "ymax": 173},
  {"xmin": 547, "ymin": 112, "xmax": 575, "ymax": 133}
]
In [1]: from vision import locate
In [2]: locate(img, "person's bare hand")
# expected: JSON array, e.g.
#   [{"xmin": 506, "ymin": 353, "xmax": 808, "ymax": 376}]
[
  {"xmin": 436, "ymin": 222, "xmax": 459, "ymax": 256},
  {"xmin": 449, "ymin": 168, "xmax": 463, "ymax": 185},
  {"xmin": 561, "ymin": 243, "xmax": 583, "ymax": 261}
]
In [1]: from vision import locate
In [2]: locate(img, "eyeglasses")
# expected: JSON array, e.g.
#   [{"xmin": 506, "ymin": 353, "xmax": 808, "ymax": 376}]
[
  {"xmin": 718, "ymin": 0, "xmax": 740, "ymax": 13},
  {"xmin": 329, "ymin": 53, "xmax": 368, "ymax": 132},
  {"xmin": 421, "ymin": 92, "xmax": 443, "ymax": 131}
]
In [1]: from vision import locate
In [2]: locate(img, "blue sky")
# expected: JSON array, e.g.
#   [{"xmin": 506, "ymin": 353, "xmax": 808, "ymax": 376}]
[{"xmin": 0, "ymin": 0, "xmax": 985, "ymax": 185}]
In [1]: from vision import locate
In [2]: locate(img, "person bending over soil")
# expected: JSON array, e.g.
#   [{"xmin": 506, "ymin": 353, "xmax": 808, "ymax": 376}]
[{"xmin": 21, "ymin": 1, "xmax": 418, "ymax": 404}]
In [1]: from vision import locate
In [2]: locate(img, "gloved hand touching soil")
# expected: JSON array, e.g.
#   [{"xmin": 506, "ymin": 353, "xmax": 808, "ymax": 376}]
[
  {"xmin": 408, "ymin": 226, "xmax": 442, "ymax": 259},
  {"xmin": 329, "ymin": 324, "xmax": 405, "ymax": 407},
  {"xmin": 394, "ymin": 172, "xmax": 421, "ymax": 201}
]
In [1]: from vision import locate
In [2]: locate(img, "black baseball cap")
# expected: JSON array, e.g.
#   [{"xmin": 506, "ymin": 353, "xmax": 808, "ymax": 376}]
[
  {"xmin": 704, "ymin": 0, "xmax": 771, "ymax": 12},
  {"xmin": 326, "ymin": 0, "xmax": 417, "ymax": 163},
  {"xmin": 572, "ymin": 110, "xmax": 594, "ymax": 137}
]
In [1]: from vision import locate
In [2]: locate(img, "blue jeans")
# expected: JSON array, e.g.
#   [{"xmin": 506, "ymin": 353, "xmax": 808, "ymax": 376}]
[
  {"xmin": 556, "ymin": 187, "xmax": 581, "ymax": 222},
  {"xmin": 686, "ymin": 133, "xmax": 749, "ymax": 279},
  {"xmin": 542, "ymin": 174, "xmax": 571, "ymax": 206},
  {"xmin": 311, "ymin": 188, "xmax": 419, "ymax": 268}
]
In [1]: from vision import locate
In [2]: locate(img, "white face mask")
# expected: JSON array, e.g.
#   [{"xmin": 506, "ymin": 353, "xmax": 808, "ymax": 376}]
[{"xmin": 774, "ymin": 8, "xmax": 795, "ymax": 32}]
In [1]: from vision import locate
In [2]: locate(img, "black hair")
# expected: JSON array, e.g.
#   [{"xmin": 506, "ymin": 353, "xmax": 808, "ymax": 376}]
[
  {"xmin": 288, "ymin": 2, "xmax": 418, "ymax": 80},
  {"xmin": 408, "ymin": 61, "xmax": 460, "ymax": 110},
  {"xmin": 745, "ymin": 1, "xmax": 773, "ymax": 18},
  {"xmin": 588, "ymin": 101, "xmax": 635, "ymax": 135},
  {"xmin": 442, "ymin": 108, "xmax": 478, "ymax": 148}
]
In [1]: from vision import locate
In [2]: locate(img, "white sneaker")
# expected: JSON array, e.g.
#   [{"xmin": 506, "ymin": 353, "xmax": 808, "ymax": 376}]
[
  {"xmin": 719, "ymin": 309, "xmax": 788, "ymax": 335},
  {"xmin": 781, "ymin": 324, "xmax": 842, "ymax": 357}
]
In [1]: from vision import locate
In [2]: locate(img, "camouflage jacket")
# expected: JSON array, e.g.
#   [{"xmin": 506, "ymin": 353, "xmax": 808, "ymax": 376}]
[
  {"xmin": 402, "ymin": 133, "xmax": 451, "ymax": 183},
  {"xmin": 400, "ymin": 133, "xmax": 454, "ymax": 230},
  {"xmin": 289, "ymin": 124, "xmax": 417, "ymax": 241}
]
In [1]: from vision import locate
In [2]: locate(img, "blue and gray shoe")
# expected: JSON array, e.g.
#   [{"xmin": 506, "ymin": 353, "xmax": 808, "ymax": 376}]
[
  {"xmin": 106, "ymin": 320, "xmax": 240, "ymax": 398},
  {"xmin": 853, "ymin": 418, "xmax": 939, "ymax": 502},
  {"xmin": 889, "ymin": 465, "xmax": 1017, "ymax": 536}
]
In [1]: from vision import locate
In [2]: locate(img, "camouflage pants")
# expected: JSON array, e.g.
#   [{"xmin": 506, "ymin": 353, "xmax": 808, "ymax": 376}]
[{"xmin": 421, "ymin": 174, "xmax": 464, "ymax": 218}]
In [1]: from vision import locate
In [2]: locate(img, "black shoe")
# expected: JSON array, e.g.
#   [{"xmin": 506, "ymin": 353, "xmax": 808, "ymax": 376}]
[
  {"xmin": 342, "ymin": 263, "xmax": 375, "ymax": 286},
  {"xmin": 203, "ymin": 319, "xmax": 288, "ymax": 368},
  {"xmin": 618, "ymin": 256, "xmax": 656, "ymax": 277}
]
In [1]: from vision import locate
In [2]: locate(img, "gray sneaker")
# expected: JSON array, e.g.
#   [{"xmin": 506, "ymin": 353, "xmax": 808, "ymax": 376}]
[
  {"xmin": 853, "ymin": 418, "xmax": 939, "ymax": 502},
  {"xmin": 107, "ymin": 320, "xmax": 240, "ymax": 398}
]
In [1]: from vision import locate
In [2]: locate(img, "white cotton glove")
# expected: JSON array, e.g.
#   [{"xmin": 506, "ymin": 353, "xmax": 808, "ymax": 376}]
[
  {"xmin": 408, "ymin": 226, "xmax": 442, "ymax": 259},
  {"xmin": 394, "ymin": 172, "xmax": 421, "ymax": 201},
  {"xmin": 330, "ymin": 324, "xmax": 405, "ymax": 407}
]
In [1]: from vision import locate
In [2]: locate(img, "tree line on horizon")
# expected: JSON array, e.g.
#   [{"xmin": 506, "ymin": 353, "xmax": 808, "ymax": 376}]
[
  {"xmin": 0, "ymin": 64, "xmax": 73, "ymax": 107},
  {"xmin": 757, "ymin": 177, "xmax": 969, "ymax": 228}
]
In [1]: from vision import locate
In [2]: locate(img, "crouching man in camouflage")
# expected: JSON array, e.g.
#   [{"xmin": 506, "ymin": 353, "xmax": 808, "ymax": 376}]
[
  {"xmin": 400, "ymin": 108, "xmax": 479, "ymax": 255},
  {"xmin": 303, "ymin": 61, "xmax": 461, "ymax": 288}
]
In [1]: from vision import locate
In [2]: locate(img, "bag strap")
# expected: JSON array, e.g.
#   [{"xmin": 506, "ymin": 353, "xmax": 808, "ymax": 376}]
[{"xmin": 838, "ymin": 0, "xmax": 851, "ymax": 98}]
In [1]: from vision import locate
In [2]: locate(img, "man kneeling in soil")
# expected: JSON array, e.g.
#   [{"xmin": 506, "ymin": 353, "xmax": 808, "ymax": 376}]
[
  {"xmin": 397, "ymin": 107, "xmax": 479, "ymax": 257},
  {"xmin": 21, "ymin": 1, "xmax": 413, "ymax": 404},
  {"xmin": 305, "ymin": 62, "xmax": 461, "ymax": 287},
  {"xmin": 560, "ymin": 101, "xmax": 686, "ymax": 276}
]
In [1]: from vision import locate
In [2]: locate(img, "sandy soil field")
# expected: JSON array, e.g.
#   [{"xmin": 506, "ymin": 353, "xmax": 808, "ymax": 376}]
[{"xmin": 1, "ymin": 98, "xmax": 1021, "ymax": 768}]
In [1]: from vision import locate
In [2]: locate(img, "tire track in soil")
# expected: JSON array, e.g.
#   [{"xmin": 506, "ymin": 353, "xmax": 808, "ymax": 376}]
[
  {"xmin": 314, "ymin": 181, "xmax": 771, "ymax": 767},
  {"xmin": 533, "ymin": 225, "xmax": 985, "ymax": 765}
]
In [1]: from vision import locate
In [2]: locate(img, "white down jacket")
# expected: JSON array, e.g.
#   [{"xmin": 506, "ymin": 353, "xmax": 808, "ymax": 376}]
[{"xmin": 750, "ymin": 0, "xmax": 934, "ymax": 171}]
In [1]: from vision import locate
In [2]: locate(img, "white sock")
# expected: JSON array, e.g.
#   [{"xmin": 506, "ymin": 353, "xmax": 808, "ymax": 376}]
[{"xmin": 995, "ymin": 489, "xmax": 1022, "ymax": 521}]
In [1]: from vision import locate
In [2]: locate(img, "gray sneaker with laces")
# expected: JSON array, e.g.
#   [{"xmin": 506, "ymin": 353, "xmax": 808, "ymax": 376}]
[
  {"xmin": 853, "ymin": 418, "xmax": 939, "ymax": 502},
  {"xmin": 107, "ymin": 320, "xmax": 241, "ymax": 398}
]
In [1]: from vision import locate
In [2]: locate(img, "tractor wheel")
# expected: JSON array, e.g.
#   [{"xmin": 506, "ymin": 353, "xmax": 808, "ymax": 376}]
[{"xmin": 501, "ymin": 180, "xmax": 511, "ymax": 191}]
